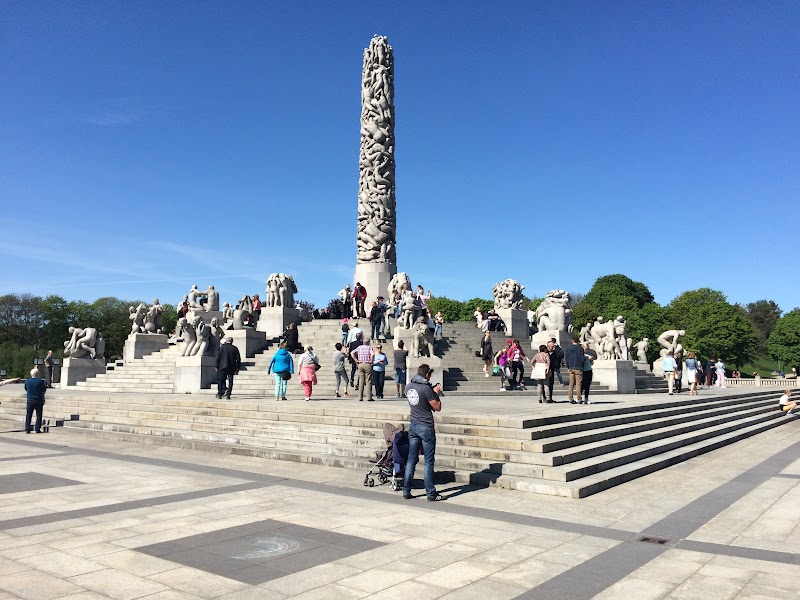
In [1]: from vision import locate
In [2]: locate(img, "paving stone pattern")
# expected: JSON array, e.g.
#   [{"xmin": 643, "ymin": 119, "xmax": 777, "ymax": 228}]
[{"xmin": 0, "ymin": 416, "xmax": 795, "ymax": 599}]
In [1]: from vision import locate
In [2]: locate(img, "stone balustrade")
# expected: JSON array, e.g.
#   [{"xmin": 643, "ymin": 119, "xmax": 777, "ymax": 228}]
[{"xmin": 724, "ymin": 377, "xmax": 797, "ymax": 388}]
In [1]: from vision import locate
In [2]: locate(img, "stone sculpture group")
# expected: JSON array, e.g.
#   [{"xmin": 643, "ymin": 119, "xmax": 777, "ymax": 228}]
[
  {"xmin": 492, "ymin": 279, "xmax": 525, "ymax": 310},
  {"xmin": 64, "ymin": 326, "xmax": 105, "ymax": 361},
  {"xmin": 178, "ymin": 316, "xmax": 221, "ymax": 358},
  {"xmin": 186, "ymin": 285, "xmax": 219, "ymax": 312},
  {"xmin": 357, "ymin": 35, "xmax": 396, "ymax": 264},
  {"xmin": 266, "ymin": 273, "xmax": 297, "ymax": 308},
  {"xmin": 130, "ymin": 299, "xmax": 165, "ymax": 334}
]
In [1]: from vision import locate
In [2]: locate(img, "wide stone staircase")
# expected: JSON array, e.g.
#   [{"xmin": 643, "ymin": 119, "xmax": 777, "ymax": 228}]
[
  {"xmin": 0, "ymin": 388, "xmax": 789, "ymax": 498},
  {"xmin": 74, "ymin": 346, "xmax": 182, "ymax": 392},
  {"xmin": 437, "ymin": 322, "xmax": 611, "ymax": 396}
]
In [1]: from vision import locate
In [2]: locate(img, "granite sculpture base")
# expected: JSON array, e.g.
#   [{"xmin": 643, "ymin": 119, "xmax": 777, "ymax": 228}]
[
  {"xmin": 227, "ymin": 329, "xmax": 268, "ymax": 358},
  {"xmin": 531, "ymin": 330, "xmax": 573, "ymax": 351},
  {"xmin": 257, "ymin": 306, "xmax": 301, "ymax": 338},
  {"xmin": 653, "ymin": 357, "xmax": 666, "ymax": 377},
  {"xmin": 633, "ymin": 361, "xmax": 652, "ymax": 373},
  {"xmin": 123, "ymin": 333, "xmax": 168, "ymax": 363},
  {"xmin": 495, "ymin": 308, "xmax": 530, "ymax": 339},
  {"xmin": 60, "ymin": 357, "xmax": 107, "ymax": 387},
  {"xmin": 592, "ymin": 359, "xmax": 636, "ymax": 393},
  {"xmin": 174, "ymin": 355, "xmax": 216, "ymax": 393},
  {"xmin": 354, "ymin": 262, "xmax": 396, "ymax": 307}
]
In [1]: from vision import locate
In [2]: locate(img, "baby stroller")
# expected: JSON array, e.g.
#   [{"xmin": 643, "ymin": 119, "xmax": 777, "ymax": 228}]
[{"xmin": 363, "ymin": 422, "xmax": 408, "ymax": 491}]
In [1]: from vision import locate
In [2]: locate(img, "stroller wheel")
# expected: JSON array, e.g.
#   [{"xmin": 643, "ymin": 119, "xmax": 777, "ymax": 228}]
[
  {"xmin": 389, "ymin": 479, "xmax": 398, "ymax": 491},
  {"xmin": 368, "ymin": 478, "xmax": 375, "ymax": 487},
  {"xmin": 379, "ymin": 474, "xmax": 388, "ymax": 484}
]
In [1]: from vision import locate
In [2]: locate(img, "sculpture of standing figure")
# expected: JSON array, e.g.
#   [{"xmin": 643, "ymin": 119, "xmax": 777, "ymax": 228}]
[
  {"xmin": 266, "ymin": 274, "xmax": 280, "ymax": 307},
  {"xmin": 357, "ymin": 36, "xmax": 397, "ymax": 264},
  {"xmin": 634, "ymin": 338, "xmax": 649, "ymax": 363},
  {"xmin": 399, "ymin": 293, "xmax": 420, "ymax": 329},
  {"xmin": 278, "ymin": 273, "xmax": 297, "ymax": 308},
  {"xmin": 613, "ymin": 316, "xmax": 631, "ymax": 360},
  {"xmin": 578, "ymin": 322, "xmax": 592, "ymax": 345}
]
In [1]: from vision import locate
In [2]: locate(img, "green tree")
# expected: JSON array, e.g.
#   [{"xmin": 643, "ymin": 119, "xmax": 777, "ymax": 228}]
[
  {"xmin": 582, "ymin": 274, "xmax": 655, "ymax": 315},
  {"xmin": 667, "ymin": 289, "xmax": 757, "ymax": 367},
  {"xmin": 743, "ymin": 299, "xmax": 782, "ymax": 352},
  {"xmin": 767, "ymin": 310, "xmax": 800, "ymax": 370}
]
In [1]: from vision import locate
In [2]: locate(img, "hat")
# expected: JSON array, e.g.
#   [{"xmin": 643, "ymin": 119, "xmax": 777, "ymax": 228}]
[
  {"xmin": 345, "ymin": 284, "xmax": 351, "ymax": 289},
  {"xmin": 223, "ymin": 336, "xmax": 233, "ymax": 344}
]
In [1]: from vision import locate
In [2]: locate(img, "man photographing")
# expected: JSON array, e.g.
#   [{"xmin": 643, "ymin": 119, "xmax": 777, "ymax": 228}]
[{"xmin": 402, "ymin": 364, "xmax": 445, "ymax": 502}]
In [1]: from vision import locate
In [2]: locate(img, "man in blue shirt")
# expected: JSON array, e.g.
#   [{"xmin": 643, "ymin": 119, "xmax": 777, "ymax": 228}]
[
  {"xmin": 402, "ymin": 364, "xmax": 444, "ymax": 501},
  {"xmin": 24, "ymin": 368, "xmax": 46, "ymax": 434}
]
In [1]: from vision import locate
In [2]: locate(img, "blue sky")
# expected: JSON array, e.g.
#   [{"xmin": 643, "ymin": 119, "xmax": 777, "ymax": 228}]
[{"xmin": 2, "ymin": 2, "xmax": 798, "ymax": 312}]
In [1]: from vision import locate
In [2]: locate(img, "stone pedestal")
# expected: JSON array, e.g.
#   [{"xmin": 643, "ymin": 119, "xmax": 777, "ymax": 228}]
[
  {"xmin": 174, "ymin": 355, "xmax": 217, "ymax": 393},
  {"xmin": 354, "ymin": 262, "xmax": 396, "ymax": 307},
  {"xmin": 531, "ymin": 329, "xmax": 573, "ymax": 351},
  {"xmin": 633, "ymin": 361, "xmax": 651, "ymax": 373},
  {"xmin": 495, "ymin": 308, "xmax": 530, "ymax": 339},
  {"xmin": 257, "ymin": 306, "xmax": 301, "ymax": 338},
  {"xmin": 653, "ymin": 357, "xmax": 665, "ymax": 377},
  {"xmin": 592, "ymin": 359, "xmax": 636, "ymax": 393},
  {"xmin": 227, "ymin": 329, "xmax": 268, "ymax": 358},
  {"xmin": 408, "ymin": 355, "xmax": 444, "ymax": 387},
  {"xmin": 124, "ymin": 333, "xmax": 168, "ymax": 363},
  {"xmin": 60, "ymin": 357, "xmax": 107, "ymax": 387}
]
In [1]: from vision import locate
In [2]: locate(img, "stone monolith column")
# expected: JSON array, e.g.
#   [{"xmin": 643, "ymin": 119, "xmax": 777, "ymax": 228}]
[{"xmin": 353, "ymin": 35, "xmax": 397, "ymax": 304}]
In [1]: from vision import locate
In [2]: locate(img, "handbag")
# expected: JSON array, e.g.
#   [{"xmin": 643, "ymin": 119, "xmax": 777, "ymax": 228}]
[
  {"xmin": 492, "ymin": 366, "xmax": 501, "ymax": 376},
  {"xmin": 280, "ymin": 371, "xmax": 291, "ymax": 381},
  {"xmin": 314, "ymin": 363, "xmax": 322, "ymax": 371},
  {"xmin": 531, "ymin": 363, "xmax": 547, "ymax": 380},
  {"xmin": 475, "ymin": 350, "xmax": 482, "ymax": 358}
]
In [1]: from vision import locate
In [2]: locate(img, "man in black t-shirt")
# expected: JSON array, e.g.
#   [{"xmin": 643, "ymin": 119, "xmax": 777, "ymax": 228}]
[{"xmin": 402, "ymin": 364, "xmax": 444, "ymax": 502}]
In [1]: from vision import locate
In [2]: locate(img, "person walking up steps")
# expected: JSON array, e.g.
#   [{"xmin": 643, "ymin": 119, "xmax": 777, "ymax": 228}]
[
  {"xmin": 215, "ymin": 336, "xmax": 241, "ymax": 399},
  {"xmin": 297, "ymin": 345, "xmax": 320, "ymax": 401},
  {"xmin": 267, "ymin": 342, "xmax": 294, "ymax": 401}
]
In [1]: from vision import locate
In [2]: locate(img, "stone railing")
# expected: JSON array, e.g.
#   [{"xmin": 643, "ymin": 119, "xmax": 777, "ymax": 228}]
[{"xmin": 724, "ymin": 377, "xmax": 797, "ymax": 388}]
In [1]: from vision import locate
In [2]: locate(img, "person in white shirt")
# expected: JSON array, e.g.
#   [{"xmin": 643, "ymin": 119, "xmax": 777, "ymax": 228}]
[
  {"xmin": 779, "ymin": 389, "xmax": 797, "ymax": 416},
  {"xmin": 715, "ymin": 359, "xmax": 726, "ymax": 388},
  {"xmin": 663, "ymin": 351, "xmax": 677, "ymax": 395}
]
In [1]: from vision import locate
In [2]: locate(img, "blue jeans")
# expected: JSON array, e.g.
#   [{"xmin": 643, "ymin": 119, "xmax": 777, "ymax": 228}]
[
  {"xmin": 403, "ymin": 421, "xmax": 436, "ymax": 497},
  {"xmin": 273, "ymin": 373, "xmax": 287, "ymax": 398},
  {"xmin": 372, "ymin": 369, "xmax": 385, "ymax": 397},
  {"xmin": 371, "ymin": 321, "xmax": 380, "ymax": 340},
  {"xmin": 434, "ymin": 324, "xmax": 442, "ymax": 339}
]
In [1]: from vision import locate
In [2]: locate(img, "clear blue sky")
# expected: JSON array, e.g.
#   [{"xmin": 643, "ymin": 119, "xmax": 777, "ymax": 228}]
[{"xmin": 2, "ymin": 2, "xmax": 798, "ymax": 312}]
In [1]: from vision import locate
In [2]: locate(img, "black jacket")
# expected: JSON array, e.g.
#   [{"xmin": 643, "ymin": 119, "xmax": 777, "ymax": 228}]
[{"xmin": 216, "ymin": 343, "xmax": 241, "ymax": 372}]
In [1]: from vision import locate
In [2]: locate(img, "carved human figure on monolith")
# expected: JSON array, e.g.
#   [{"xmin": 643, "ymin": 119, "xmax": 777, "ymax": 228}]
[
  {"xmin": 536, "ymin": 290, "xmax": 573, "ymax": 332},
  {"xmin": 492, "ymin": 279, "xmax": 525, "ymax": 310},
  {"xmin": 278, "ymin": 274, "xmax": 297, "ymax": 308},
  {"xmin": 357, "ymin": 35, "xmax": 396, "ymax": 265},
  {"xmin": 64, "ymin": 327, "xmax": 105, "ymax": 360}
]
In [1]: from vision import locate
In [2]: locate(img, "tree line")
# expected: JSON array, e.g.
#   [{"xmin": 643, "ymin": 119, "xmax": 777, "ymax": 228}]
[
  {"xmin": 0, "ymin": 295, "xmax": 177, "ymax": 377},
  {"xmin": 1, "ymin": 278, "xmax": 797, "ymax": 377}
]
